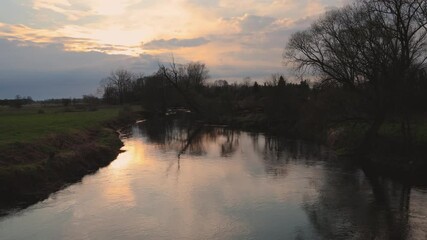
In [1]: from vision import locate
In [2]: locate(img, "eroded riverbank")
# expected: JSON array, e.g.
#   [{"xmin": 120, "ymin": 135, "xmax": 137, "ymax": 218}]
[{"xmin": 0, "ymin": 127, "xmax": 123, "ymax": 213}]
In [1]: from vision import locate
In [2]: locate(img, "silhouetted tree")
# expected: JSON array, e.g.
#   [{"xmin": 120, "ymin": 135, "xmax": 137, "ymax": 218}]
[
  {"xmin": 285, "ymin": 0, "xmax": 427, "ymax": 149},
  {"xmin": 101, "ymin": 69, "xmax": 134, "ymax": 105},
  {"xmin": 158, "ymin": 59, "xmax": 210, "ymax": 115},
  {"xmin": 253, "ymin": 81, "xmax": 260, "ymax": 93},
  {"xmin": 186, "ymin": 62, "xmax": 209, "ymax": 89},
  {"xmin": 242, "ymin": 77, "xmax": 252, "ymax": 87},
  {"xmin": 213, "ymin": 79, "xmax": 229, "ymax": 87},
  {"xmin": 278, "ymin": 76, "xmax": 286, "ymax": 88}
]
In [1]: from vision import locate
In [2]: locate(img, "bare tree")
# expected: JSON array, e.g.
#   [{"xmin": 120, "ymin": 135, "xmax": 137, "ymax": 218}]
[
  {"xmin": 158, "ymin": 63, "xmax": 198, "ymax": 114},
  {"xmin": 157, "ymin": 59, "xmax": 210, "ymax": 115},
  {"xmin": 186, "ymin": 62, "xmax": 209, "ymax": 88},
  {"xmin": 102, "ymin": 69, "xmax": 134, "ymax": 104},
  {"xmin": 265, "ymin": 73, "xmax": 283, "ymax": 87},
  {"xmin": 284, "ymin": 0, "xmax": 427, "ymax": 149},
  {"xmin": 242, "ymin": 77, "xmax": 252, "ymax": 87}
]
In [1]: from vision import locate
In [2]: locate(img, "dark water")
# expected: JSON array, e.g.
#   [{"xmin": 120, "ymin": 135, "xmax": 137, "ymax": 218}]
[{"xmin": 0, "ymin": 119, "xmax": 426, "ymax": 240}]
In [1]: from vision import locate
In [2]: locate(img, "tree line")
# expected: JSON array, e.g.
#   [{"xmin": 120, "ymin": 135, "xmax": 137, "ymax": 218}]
[
  {"xmin": 100, "ymin": 63, "xmax": 314, "ymax": 135},
  {"xmin": 0, "ymin": 95, "xmax": 33, "ymax": 108}
]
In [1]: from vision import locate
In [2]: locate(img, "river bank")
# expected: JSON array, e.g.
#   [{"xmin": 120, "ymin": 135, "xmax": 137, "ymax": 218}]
[{"xmin": 0, "ymin": 106, "xmax": 140, "ymax": 213}]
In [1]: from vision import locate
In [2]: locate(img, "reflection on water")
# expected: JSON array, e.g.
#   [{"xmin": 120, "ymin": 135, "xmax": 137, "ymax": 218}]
[{"xmin": 0, "ymin": 118, "xmax": 426, "ymax": 240}]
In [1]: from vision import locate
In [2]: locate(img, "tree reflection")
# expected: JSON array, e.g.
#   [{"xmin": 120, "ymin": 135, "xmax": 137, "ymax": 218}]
[
  {"xmin": 178, "ymin": 126, "xmax": 204, "ymax": 157},
  {"xmin": 220, "ymin": 129, "xmax": 239, "ymax": 157},
  {"xmin": 136, "ymin": 119, "xmax": 422, "ymax": 239},
  {"xmin": 137, "ymin": 117, "xmax": 240, "ymax": 158},
  {"xmin": 303, "ymin": 165, "xmax": 413, "ymax": 240},
  {"xmin": 249, "ymin": 133, "xmax": 333, "ymax": 177},
  {"xmin": 247, "ymin": 132, "xmax": 417, "ymax": 238},
  {"xmin": 137, "ymin": 117, "xmax": 175, "ymax": 145},
  {"xmin": 138, "ymin": 118, "xmax": 333, "ymax": 178}
]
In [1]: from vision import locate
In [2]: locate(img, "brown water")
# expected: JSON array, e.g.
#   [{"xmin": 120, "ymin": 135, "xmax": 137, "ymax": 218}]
[{"xmin": 0, "ymin": 119, "xmax": 426, "ymax": 239}]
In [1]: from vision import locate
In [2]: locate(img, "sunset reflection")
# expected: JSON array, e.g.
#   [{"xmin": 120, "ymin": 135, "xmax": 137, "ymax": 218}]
[{"xmin": 100, "ymin": 138, "xmax": 149, "ymax": 207}]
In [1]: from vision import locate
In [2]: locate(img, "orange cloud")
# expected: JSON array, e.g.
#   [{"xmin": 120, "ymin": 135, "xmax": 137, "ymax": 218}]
[{"xmin": 0, "ymin": 23, "xmax": 141, "ymax": 55}]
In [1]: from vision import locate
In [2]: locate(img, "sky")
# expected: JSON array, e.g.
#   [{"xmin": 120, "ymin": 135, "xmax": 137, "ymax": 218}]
[{"xmin": 0, "ymin": 0, "xmax": 348, "ymax": 99}]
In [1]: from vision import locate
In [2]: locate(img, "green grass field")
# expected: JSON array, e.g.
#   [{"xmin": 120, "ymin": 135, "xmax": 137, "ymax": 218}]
[{"xmin": 0, "ymin": 105, "xmax": 122, "ymax": 146}]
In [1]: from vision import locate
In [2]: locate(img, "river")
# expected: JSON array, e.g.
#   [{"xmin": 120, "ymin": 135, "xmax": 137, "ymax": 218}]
[{"xmin": 1, "ymin": 118, "xmax": 426, "ymax": 239}]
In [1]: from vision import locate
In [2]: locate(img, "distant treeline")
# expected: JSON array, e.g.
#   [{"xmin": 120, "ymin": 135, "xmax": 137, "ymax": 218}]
[
  {"xmin": 0, "ymin": 96, "xmax": 34, "ymax": 108},
  {"xmin": 0, "ymin": 95, "xmax": 101, "ymax": 110},
  {"xmin": 40, "ymin": 95, "xmax": 100, "ymax": 107}
]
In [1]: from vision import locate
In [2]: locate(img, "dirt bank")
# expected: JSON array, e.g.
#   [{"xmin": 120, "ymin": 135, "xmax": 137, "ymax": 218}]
[{"xmin": 0, "ymin": 118, "xmax": 135, "ymax": 214}]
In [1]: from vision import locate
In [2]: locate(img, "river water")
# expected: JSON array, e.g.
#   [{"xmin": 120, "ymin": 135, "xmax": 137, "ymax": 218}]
[{"xmin": 0, "ymin": 119, "xmax": 426, "ymax": 240}]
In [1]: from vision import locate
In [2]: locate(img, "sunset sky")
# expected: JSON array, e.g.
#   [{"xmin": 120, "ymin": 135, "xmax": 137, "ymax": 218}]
[{"xmin": 0, "ymin": 0, "xmax": 348, "ymax": 99}]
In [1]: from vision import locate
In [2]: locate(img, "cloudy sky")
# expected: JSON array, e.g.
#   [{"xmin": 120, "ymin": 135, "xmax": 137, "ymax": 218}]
[{"xmin": 0, "ymin": 0, "xmax": 348, "ymax": 99}]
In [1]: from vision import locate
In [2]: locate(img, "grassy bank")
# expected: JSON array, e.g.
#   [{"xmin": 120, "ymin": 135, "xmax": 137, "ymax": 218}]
[
  {"xmin": 0, "ymin": 105, "xmax": 138, "ymax": 212},
  {"xmin": 0, "ymin": 106, "xmax": 121, "ymax": 146}
]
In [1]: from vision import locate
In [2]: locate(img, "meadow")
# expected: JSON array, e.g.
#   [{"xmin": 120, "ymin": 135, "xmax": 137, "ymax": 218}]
[{"xmin": 0, "ymin": 105, "xmax": 121, "ymax": 146}]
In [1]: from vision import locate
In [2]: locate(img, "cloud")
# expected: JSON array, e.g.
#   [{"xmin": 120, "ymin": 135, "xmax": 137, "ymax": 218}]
[
  {"xmin": 32, "ymin": 0, "xmax": 92, "ymax": 21},
  {"xmin": 0, "ymin": 23, "xmax": 142, "ymax": 55},
  {"xmin": 143, "ymin": 37, "xmax": 210, "ymax": 50},
  {"xmin": 0, "ymin": 38, "xmax": 159, "ymax": 99},
  {"xmin": 238, "ymin": 14, "xmax": 276, "ymax": 33},
  {"xmin": 31, "ymin": 0, "xmax": 144, "ymax": 20}
]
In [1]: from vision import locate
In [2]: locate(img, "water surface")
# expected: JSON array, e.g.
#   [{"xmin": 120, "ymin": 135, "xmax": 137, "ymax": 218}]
[{"xmin": 1, "ymin": 119, "xmax": 426, "ymax": 239}]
